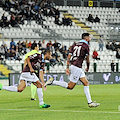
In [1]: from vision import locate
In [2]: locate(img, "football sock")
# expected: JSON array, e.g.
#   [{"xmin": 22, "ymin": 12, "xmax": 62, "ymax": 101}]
[
  {"xmin": 37, "ymin": 88, "xmax": 44, "ymax": 105},
  {"xmin": 2, "ymin": 86, "xmax": 17, "ymax": 92},
  {"xmin": 31, "ymin": 83, "xmax": 37, "ymax": 99},
  {"xmin": 53, "ymin": 81, "xmax": 68, "ymax": 88},
  {"xmin": 84, "ymin": 86, "xmax": 92, "ymax": 103}
]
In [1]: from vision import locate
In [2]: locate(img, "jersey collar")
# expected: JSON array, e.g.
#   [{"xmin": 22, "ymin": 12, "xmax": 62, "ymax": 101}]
[{"xmin": 79, "ymin": 40, "xmax": 88, "ymax": 45}]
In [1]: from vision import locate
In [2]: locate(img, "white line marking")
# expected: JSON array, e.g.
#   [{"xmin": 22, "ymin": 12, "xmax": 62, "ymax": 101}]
[{"xmin": 0, "ymin": 109, "xmax": 119, "ymax": 114}]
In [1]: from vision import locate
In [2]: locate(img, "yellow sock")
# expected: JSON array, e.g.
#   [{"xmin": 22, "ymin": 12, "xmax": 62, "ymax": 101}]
[{"xmin": 31, "ymin": 83, "xmax": 37, "ymax": 99}]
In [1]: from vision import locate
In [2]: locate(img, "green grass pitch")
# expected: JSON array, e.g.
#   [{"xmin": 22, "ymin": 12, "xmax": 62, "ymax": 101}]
[{"xmin": 0, "ymin": 84, "xmax": 120, "ymax": 120}]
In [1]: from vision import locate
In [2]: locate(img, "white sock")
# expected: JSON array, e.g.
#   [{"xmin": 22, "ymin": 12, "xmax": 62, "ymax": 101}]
[
  {"xmin": 53, "ymin": 81, "xmax": 68, "ymax": 88},
  {"xmin": 37, "ymin": 88, "xmax": 44, "ymax": 105},
  {"xmin": 2, "ymin": 86, "xmax": 17, "ymax": 92},
  {"xmin": 84, "ymin": 86, "xmax": 92, "ymax": 104}
]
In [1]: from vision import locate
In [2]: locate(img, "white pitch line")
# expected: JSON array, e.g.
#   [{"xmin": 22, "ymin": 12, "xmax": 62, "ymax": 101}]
[{"xmin": 0, "ymin": 109, "xmax": 120, "ymax": 114}]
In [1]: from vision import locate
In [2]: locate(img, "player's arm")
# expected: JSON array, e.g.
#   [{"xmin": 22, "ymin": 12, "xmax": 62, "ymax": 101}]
[
  {"xmin": 86, "ymin": 55, "xmax": 90, "ymax": 72},
  {"xmin": 26, "ymin": 57, "xmax": 34, "ymax": 73},
  {"xmin": 66, "ymin": 54, "xmax": 71, "ymax": 75},
  {"xmin": 23, "ymin": 59, "xmax": 27, "ymax": 68},
  {"xmin": 39, "ymin": 70, "xmax": 46, "ymax": 91}
]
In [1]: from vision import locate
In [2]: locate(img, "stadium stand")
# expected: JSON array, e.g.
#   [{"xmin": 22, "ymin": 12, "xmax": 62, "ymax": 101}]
[{"xmin": 0, "ymin": 1, "xmax": 120, "ymax": 76}]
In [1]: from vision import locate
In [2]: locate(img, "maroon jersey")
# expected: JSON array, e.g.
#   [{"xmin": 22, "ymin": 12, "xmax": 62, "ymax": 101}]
[
  {"xmin": 23, "ymin": 53, "xmax": 45, "ymax": 72},
  {"xmin": 69, "ymin": 40, "xmax": 89, "ymax": 68}
]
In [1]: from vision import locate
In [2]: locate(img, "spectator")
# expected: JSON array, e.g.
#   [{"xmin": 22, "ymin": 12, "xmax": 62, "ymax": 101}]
[
  {"xmin": 1, "ymin": 13, "xmax": 9, "ymax": 27},
  {"xmin": 36, "ymin": 10, "xmax": 44, "ymax": 25},
  {"xmin": 26, "ymin": 46, "xmax": 31, "ymax": 53},
  {"xmin": 17, "ymin": 41, "xmax": 21, "ymax": 48},
  {"xmin": 116, "ymin": 48, "xmax": 120, "ymax": 59},
  {"xmin": 48, "ymin": 8, "xmax": 55, "ymax": 17},
  {"xmin": 38, "ymin": 41, "xmax": 42, "ymax": 49},
  {"xmin": 67, "ymin": 17, "xmax": 72, "ymax": 26},
  {"xmin": 94, "ymin": 15, "xmax": 100, "ymax": 23},
  {"xmin": 41, "ymin": 40, "xmax": 46, "ymax": 50},
  {"xmin": 25, "ymin": 40, "xmax": 29, "ymax": 48},
  {"xmin": 92, "ymin": 49, "xmax": 100, "ymax": 60},
  {"xmin": 117, "ymin": 42, "xmax": 120, "ymax": 49},
  {"xmin": 3, "ymin": 0, "xmax": 11, "ymax": 11},
  {"xmin": 62, "ymin": 16, "xmax": 67, "ymax": 25},
  {"xmin": 50, "ymin": 55, "xmax": 56, "ymax": 66},
  {"xmin": 21, "ymin": 41, "xmax": 26, "ymax": 49},
  {"xmin": 59, "ymin": 45, "xmax": 67, "ymax": 60},
  {"xmin": 15, "ymin": 49, "xmax": 22, "ymax": 61},
  {"xmin": 4, "ymin": 44, "xmax": 8, "ymax": 57},
  {"xmin": 52, "ymin": 40, "xmax": 61, "ymax": 51},
  {"xmin": 18, "ymin": 44, "xmax": 23, "ymax": 55},
  {"xmin": 106, "ymin": 42, "xmax": 111, "ymax": 50},
  {"xmin": 10, "ymin": 14, "xmax": 18, "ymax": 27},
  {"xmin": 26, "ymin": 8, "xmax": 31, "ymax": 22},
  {"xmin": 111, "ymin": 60, "xmax": 115, "ymax": 72},
  {"xmin": 28, "ymin": 41, "xmax": 32, "ymax": 47},
  {"xmin": 55, "ymin": 15, "xmax": 62, "ymax": 25},
  {"xmin": 55, "ymin": 49, "xmax": 62, "ymax": 61},
  {"xmin": 57, "ymin": 56, "xmax": 63, "ymax": 66},
  {"xmin": 34, "ymin": 2, "xmax": 39, "ymax": 11},
  {"xmin": 55, "ymin": 8, "xmax": 60, "ymax": 18},
  {"xmin": 43, "ymin": 7, "xmax": 48, "ymax": 16},
  {"xmin": 10, "ymin": 39, "xmax": 16, "ymax": 48},
  {"xmin": 98, "ymin": 36, "xmax": 104, "ymax": 51},
  {"xmin": 10, "ymin": 45, "xmax": 16, "ymax": 59},
  {"xmin": 112, "ymin": 40, "xmax": 117, "ymax": 51},
  {"xmin": 50, "ymin": 0, "xmax": 55, "ymax": 8},
  {"xmin": 31, "ymin": 7, "xmax": 37, "ymax": 20},
  {"xmin": 16, "ymin": 15, "xmax": 22, "ymax": 24},
  {"xmin": 87, "ymin": 14, "xmax": 94, "ymax": 23},
  {"xmin": 47, "ymin": 40, "xmax": 52, "ymax": 50},
  {"xmin": 0, "ymin": 45, "xmax": 5, "ymax": 56}
]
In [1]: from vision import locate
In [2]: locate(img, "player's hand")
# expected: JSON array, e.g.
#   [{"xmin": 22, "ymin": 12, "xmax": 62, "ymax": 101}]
[
  {"xmin": 85, "ymin": 68, "xmax": 89, "ymax": 72},
  {"xmin": 43, "ymin": 86, "xmax": 47, "ymax": 91},
  {"xmin": 30, "ymin": 68, "xmax": 35, "ymax": 73},
  {"xmin": 66, "ymin": 68, "xmax": 70, "ymax": 75}
]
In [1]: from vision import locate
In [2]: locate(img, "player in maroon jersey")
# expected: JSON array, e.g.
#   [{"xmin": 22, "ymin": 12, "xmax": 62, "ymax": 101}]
[
  {"xmin": 44, "ymin": 33, "xmax": 100, "ymax": 107},
  {"xmin": 0, "ymin": 43, "xmax": 51, "ymax": 109}
]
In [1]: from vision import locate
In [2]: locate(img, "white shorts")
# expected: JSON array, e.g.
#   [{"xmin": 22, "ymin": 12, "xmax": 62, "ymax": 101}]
[
  {"xmin": 69, "ymin": 65, "xmax": 85, "ymax": 83},
  {"xmin": 19, "ymin": 72, "xmax": 39, "ymax": 85}
]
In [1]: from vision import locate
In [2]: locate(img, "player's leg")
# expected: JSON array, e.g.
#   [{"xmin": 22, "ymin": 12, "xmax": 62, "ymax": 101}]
[
  {"xmin": 44, "ymin": 77, "xmax": 76, "ymax": 90},
  {"xmin": 44, "ymin": 65, "xmax": 77, "ymax": 89},
  {"xmin": 80, "ymin": 77, "xmax": 92, "ymax": 103},
  {"xmin": 33, "ymin": 80, "xmax": 50, "ymax": 108},
  {"xmin": 31, "ymin": 83, "xmax": 37, "ymax": 100},
  {"xmin": 0, "ymin": 80, "xmax": 26, "ymax": 92},
  {"xmin": 54, "ymin": 80, "xmax": 76, "ymax": 89},
  {"xmin": 17, "ymin": 80, "xmax": 26, "ymax": 92},
  {"xmin": 80, "ymin": 77, "xmax": 100, "ymax": 107}
]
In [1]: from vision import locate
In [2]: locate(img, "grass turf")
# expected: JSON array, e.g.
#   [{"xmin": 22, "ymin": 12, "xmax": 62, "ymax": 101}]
[{"xmin": 0, "ymin": 84, "xmax": 120, "ymax": 120}]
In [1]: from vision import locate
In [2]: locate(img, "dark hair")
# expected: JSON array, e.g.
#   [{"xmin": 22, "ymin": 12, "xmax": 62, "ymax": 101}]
[
  {"xmin": 82, "ymin": 33, "xmax": 90, "ymax": 39},
  {"xmin": 43, "ymin": 50, "xmax": 50, "ymax": 55},
  {"xmin": 31, "ymin": 43, "xmax": 38, "ymax": 50}
]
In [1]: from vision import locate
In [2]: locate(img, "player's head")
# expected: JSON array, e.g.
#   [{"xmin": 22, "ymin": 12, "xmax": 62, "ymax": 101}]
[
  {"xmin": 82, "ymin": 33, "xmax": 91, "ymax": 42},
  {"xmin": 31, "ymin": 43, "xmax": 39, "ymax": 51},
  {"xmin": 43, "ymin": 50, "xmax": 51, "ymax": 60}
]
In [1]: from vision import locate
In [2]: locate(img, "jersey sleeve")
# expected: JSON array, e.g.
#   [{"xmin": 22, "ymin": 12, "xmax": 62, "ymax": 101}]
[{"xmin": 69, "ymin": 45, "xmax": 74, "ymax": 55}]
